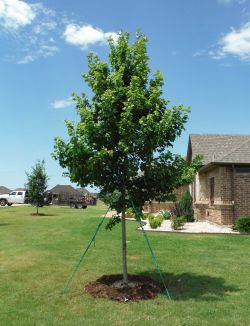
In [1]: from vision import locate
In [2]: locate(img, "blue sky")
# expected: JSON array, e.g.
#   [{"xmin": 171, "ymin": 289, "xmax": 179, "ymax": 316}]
[{"xmin": 1, "ymin": 0, "xmax": 250, "ymax": 190}]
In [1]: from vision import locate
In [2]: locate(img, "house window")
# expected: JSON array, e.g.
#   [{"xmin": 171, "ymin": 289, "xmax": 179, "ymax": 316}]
[
  {"xmin": 210, "ymin": 177, "xmax": 215, "ymax": 205},
  {"xmin": 235, "ymin": 167, "xmax": 250, "ymax": 174}
]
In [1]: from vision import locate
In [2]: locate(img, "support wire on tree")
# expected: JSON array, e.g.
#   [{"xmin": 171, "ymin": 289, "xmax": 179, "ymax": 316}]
[
  {"xmin": 61, "ymin": 206, "xmax": 110, "ymax": 294},
  {"xmin": 129, "ymin": 195, "xmax": 172, "ymax": 300}
]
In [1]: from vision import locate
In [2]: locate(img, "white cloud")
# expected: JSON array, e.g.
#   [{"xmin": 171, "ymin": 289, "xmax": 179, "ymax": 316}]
[
  {"xmin": 63, "ymin": 24, "xmax": 118, "ymax": 49},
  {"xmin": 17, "ymin": 44, "xmax": 59, "ymax": 64},
  {"xmin": 211, "ymin": 22, "xmax": 250, "ymax": 61},
  {"xmin": 38, "ymin": 44, "xmax": 59, "ymax": 57},
  {"xmin": 33, "ymin": 21, "xmax": 57, "ymax": 35},
  {"xmin": 51, "ymin": 97, "xmax": 74, "ymax": 109},
  {"xmin": 104, "ymin": 31, "xmax": 119, "ymax": 43},
  {"xmin": 0, "ymin": 0, "xmax": 36, "ymax": 29},
  {"xmin": 0, "ymin": 0, "xmax": 60, "ymax": 64},
  {"xmin": 217, "ymin": 0, "xmax": 246, "ymax": 5},
  {"xmin": 17, "ymin": 54, "xmax": 36, "ymax": 64},
  {"xmin": 0, "ymin": 2, "xmax": 118, "ymax": 64},
  {"xmin": 31, "ymin": 2, "xmax": 56, "ymax": 17},
  {"xmin": 193, "ymin": 49, "xmax": 206, "ymax": 57}
]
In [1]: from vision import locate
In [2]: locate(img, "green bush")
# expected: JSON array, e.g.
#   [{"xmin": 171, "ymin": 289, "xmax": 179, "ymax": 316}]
[
  {"xmin": 171, "ymin": 216, "xmax": 186, "ymax": 230},
  {"xmin": 147, "ymin": 214, "xmax": 163, "ymax": 229},
  {"xmin": 125, "ymin": 208, "xmax": 135, "ymax": 219},
  {"xmin": 147, "ymin": 214, "xmax": 156, "ymax": 222},
  {"xmin": 149, "ymin": 216, "xmax": 163, "ymax": 229},
  {"xmin": 233, "ymin": 217, "xmax": 250, "ymax": 233},
  {"xmin": 170, "ymin": 191, "xmax": 194, "ymax": 222},
  {"xmin": 142, "ymin": 213, "xmax": 150, "ymax": 220},
  {"xmin": 159, "ymin": 209, "xmax": 171, "ymax": 220}
]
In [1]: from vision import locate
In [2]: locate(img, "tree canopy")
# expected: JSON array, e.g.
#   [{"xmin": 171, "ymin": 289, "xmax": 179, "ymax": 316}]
[{"xmin": 53, "ymin": 32, "xmax": 200, "ymax": 212}]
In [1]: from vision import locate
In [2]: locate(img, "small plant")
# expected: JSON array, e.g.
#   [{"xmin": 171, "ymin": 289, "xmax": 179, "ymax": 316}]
[
  {"xmin": 179, "ymin": 190, "xmax": 194, "ymax": 222},
  {"xmin": 233, "ymin": 217, "xmax": 250, "ymax": 233},
  {"xmin": 142, "ymin": 213, "xmax": 149, "ymax": 220},
  {"xmin": 170, "ymin": 191, "xmax": 194, "ymax": 222},
  {"xmin": 125, "ymin": 208, "xmax": 136, "ymax": 219},
  {"xmin": 159, "ymin": 209, "xmax": 171, "ymax": 220},
  {"xmin": 171, "ymin": 216, "xmax": 186, "ymax": 230},
  {"xmin": 147, "ymin": 214, "xmax": 155, "ymax": 221},
  {"xmin": 170, "ymin": 204, "xmax": 183, "ymax": 218},
  {"xmin": 148, "ymin": 214, "xmax": 163, "ymax": 229}
]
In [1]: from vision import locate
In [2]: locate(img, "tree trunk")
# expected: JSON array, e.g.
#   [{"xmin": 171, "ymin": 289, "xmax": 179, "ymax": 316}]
[
  {"xmin": 36, "ymin": 205, "xmax": 38, "ymax": 215},
  {"xmin": 121, "ymin": 208, "xmax": 128, "ymax": 284}
]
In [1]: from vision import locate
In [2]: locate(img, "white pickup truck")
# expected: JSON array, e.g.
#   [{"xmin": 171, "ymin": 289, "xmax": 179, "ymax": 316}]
[{"xmin": 0, "ymin": 190, "xmax": 29, "ymax": 206}]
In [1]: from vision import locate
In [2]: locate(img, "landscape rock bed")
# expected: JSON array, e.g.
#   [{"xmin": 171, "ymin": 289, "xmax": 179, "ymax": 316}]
[
  {"xmin": 106, "ymin": 211, "xmax": 239, "ymax": 234},
  {"xmin": 85, "ymin": 274, "xmax": 163, "ymax": 302},
  {"xmin": 141, "ymin": 219, "xmax": 239, "ymax": 234}
]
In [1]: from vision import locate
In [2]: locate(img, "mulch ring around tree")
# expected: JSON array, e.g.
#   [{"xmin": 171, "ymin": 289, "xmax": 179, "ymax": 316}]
[
  {"xmin": 30, "ymin": 213, "xmax": 53, "ymax": 216},
  {"xmin": 85, "ymin": 274, "xmax": 163, "ymax": 302}
]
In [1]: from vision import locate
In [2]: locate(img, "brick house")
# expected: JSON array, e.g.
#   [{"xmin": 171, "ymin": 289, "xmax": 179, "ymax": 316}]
[
  {"xmin": 144, "ymin": 184, "xmax": 189, "ymax": 213},
  {"xmin": 187, "ymin": 134, "xmax": 250, "ymax": 225}
]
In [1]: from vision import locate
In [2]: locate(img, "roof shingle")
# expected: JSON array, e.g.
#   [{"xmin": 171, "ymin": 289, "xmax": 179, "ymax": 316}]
[{"xmin": 189, "ymin": 134, "xmax": 250, "ymax": 165}]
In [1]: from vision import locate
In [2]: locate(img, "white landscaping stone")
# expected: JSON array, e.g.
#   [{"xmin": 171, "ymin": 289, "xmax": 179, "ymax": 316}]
[
  {"xmin": 106, "ymin": 211, "xmax": 239, "ymax": 234},
  {"xmin": 140, "ymin": 219, "xmax": 239, "ymax": 234}
]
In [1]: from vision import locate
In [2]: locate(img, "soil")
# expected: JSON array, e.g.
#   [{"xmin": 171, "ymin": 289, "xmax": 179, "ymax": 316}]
[
  {"xmin": 30, "ymin": 213, "xmax": 54, "ymax": 216},
  {"xmin": 85, "ymin": 274, "xmax": 163, "ymax": 302}
]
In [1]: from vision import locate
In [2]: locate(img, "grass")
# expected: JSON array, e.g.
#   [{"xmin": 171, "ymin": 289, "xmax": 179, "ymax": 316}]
[{"xmin": 0, "ymin": 203, "xmax": 249, "ymax": 326}]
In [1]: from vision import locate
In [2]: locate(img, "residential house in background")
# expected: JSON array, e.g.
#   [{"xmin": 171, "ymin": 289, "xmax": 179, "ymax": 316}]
[
  {"xmin": 0, "ymin": 186, "xmax": 11, "ymax": 195},
  {"xmin": 48, "ymin": 184, "xmax": 82, "ymax": 205},
  {"xmin": 76, "ymin": 188, "xmax": 90, "ymax": 195},
  {"xmin": 187, "ymin": 134, "xmax": 250, "ymax": 225}
]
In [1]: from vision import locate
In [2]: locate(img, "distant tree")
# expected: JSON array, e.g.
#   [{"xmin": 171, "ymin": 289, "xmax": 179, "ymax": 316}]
[
  {"xmin": 26, "ymin": 160, "xmax": 49, "ymax": 215},
  {"xmin": 53, "ymin": 32, "xmax": 201, "ymax": 283}
]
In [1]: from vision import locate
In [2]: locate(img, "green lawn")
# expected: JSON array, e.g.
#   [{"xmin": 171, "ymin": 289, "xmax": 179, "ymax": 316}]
[{"xmin": 0, "ymin": 203, "xmax": 249, "ymax": 326}]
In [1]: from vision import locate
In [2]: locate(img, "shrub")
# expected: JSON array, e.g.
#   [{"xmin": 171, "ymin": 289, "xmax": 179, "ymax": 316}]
[
  {"xmin": 159, "ymin": 209, "xmax": 171, "ymax": 220},
  {"xmin": 147, "ymin": 214, "xmax": 156, "ymax": 222},
  {"xmin": 170, "ymin": 191, "xmax": 194, "ymax": 222},
  {"xmin": 125, "ymin": 208, "xmax": 135, "ymax": 219},
  {"xmin": 170, "ymin": 204, "xmax": 183, "ymax": 218},
  {"xmin": 149, "ymin": 216, "xmax": 163, "ymax": 229},
  {"xmin": 142, "ymin": 213, "xmax": 150, "ymax": 220},
  {"xmin": 171, "ymin": 216, "xmax": 186, "ymax": 230},
  {"xmin": 233, "ymin": 217, "xmax": 250, "ymax": 233},
  {"xmin": 147, "ymin": 214, "xmax": 163, "ymax": 229},
  {"xmin": 179, "ymin": 191, "xmax": 194, "ymax": 222}
]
